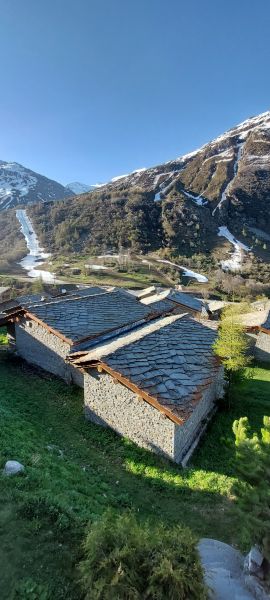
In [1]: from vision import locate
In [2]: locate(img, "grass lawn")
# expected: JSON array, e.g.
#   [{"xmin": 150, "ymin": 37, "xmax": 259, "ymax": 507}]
[
  {"xmin": 0, "ymin": 327, "xmax": 7, "ymax": 345},
  {"xmin": 0, "ymin": 355, "xmax": 270, "ymax": 599}
]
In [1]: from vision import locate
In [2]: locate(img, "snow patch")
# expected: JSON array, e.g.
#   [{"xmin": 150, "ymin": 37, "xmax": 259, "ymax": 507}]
[
  {"xmin": 218, "ymin": 226, "xmax": 250, "ymax": 272},
  {"xmin": 156, "ymin": 259, "xmax": 208, "ymax": 283},
  {"xmin": 66, "ymin": 182, "xmax": 93, "ymax": 194},
  {"xmin": 132, "ymin": 168, "xmax": 147, "ymax": 174},
  {"xmin": 85, "ymin": 264, "xmax": 109, "ymax": 270},
  {"xmin": 111, "ymin": 174, "xmax": 129, "ymax": 182},
  {"xmin": 0, "ymin": 162, "xmax": 37, "ymax": 209},
  {"xmin": 212, "ymin": 141, "xmax": 244, "ymax": 215},
  {"xmin": 182, "ymin": 189, "xmax": 207, "ymax": 206},
  {"xmin": 16, "ymin": 209, "xmax": 56, "ymax": 283}
]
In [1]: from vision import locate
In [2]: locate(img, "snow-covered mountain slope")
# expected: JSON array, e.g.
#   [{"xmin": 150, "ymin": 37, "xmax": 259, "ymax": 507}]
[
  {"xmin": 26, "ymin": 110, "xmax": 270, "ymax": 274},
  {"xmin": 78, "ymin": 110, "xmax": 269, "ymax": 269},
  {"xmin": 0, "ymin": 161, "xmax": 73, "ymax": 210},
  {"xmin": 66, "ymin": 182, "xmax": 95, "ymax": 195},
  {"xmin": 94, "ymin": 110, "xmax": 270, "ymax": 207}
]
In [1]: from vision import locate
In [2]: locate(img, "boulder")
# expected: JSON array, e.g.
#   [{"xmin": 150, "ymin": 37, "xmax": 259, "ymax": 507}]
[
  {"xmin": 3, "ymin": 460, "xmax": 25, "ymax": 475},
  {"xmin": 244, "ymin": 547, "xmax": 264, "ymax": 577},
  {"xmin": 198, "ymin": 538, "xmax": 268, "ymax": 599}
]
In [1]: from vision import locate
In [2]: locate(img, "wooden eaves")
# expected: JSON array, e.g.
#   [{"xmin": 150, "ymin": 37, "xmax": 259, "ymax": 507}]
[{"xmin": 18, "ymin": 308, "xmax": 170, "ymax": 349}]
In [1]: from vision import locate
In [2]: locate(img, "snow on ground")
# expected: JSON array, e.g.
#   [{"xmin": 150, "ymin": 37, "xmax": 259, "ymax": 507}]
[
  {"xmin": 16, "ymin": 209, "xmax": 56, "ymax": 283},
  {"xmin": 132, "ymin": 168, "xmax": 147, "ymax": 174},
  {"xmin": 204, "ymin": 149, "xmax": 234, "ymax": 163},
  {"xmin": 66, "ymin": 182, "xmax": 92, "ymax": 194},
  {"xmin": 218, "ymin": 226, "xmax": 250, "ymax": 251},
  {"xmin": 182, "ymin": 189, "xmax": 207, "ymax": 206},
  {"xmin": 173, "ymin": 148, "xmax": 202, "ymax": 163},
  {"xmin": 210, "ymin": 111, "xmax": 270, "ymax": 146},
  {"xmin": 0, "ymin": 162, "xmax": 37, "ymax": 208},
  {"xmin": 85, "ymin": 264, "xmax": 109, "ymax": 270},
  {"xmin": 159, "ymin": 178, "xmax": 175, "ymax": 196},
  {"xmin": 156, "ymin": 259, "xmax": 208, "ymax": 283},
  {"xmin": 212, "ymin": 141, "xmax": 244, "ymax": 216},
  {"xmin": 218, "ymin": 226, "xmax": 250, "ymax": 272},
  {"xmin": 98, "ymin": 254, "xmax": 129, "ymax": 259},
  {"xmin": 111, "ymin": 174, "xmax": 129, "ymax": 182},
  {"xmin": 233, "ymin": 142, "xmax": 244, "ymax": 175},
  {"xmin": 153, "ymin": 172, "xmax": 166, "ymax": 186}
]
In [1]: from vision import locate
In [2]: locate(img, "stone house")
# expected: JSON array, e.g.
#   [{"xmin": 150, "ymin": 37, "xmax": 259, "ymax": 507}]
[
  {"xmin": 70, "ymin": 314, "xmax": 224, "ymax": 465},
  {"xmin": 1, "ymin": 289, "xmax": 162, "ymax": 385},
  {"xmin": 239, "ymin": 307, "xmax": 270, "ymax": 362},
  {"xmin": 139, "ymin": 289, "xmax": 211, "ymax": 318},
  {"xmin": 0, "ymin": 287, "xmax": 11, "ymax": 305},
  {"xmin": 1, "ymin": 286, "xmax": 224, "ymax": 464},
  {"xmin": 254, "ymin": 311, "xmax": 270, "ymax": 362}
]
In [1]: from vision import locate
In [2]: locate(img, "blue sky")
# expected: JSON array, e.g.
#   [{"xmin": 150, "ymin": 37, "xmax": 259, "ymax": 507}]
[{"xmin": 0, "ymin": 0, "xmax": 269, "ymax": 185}]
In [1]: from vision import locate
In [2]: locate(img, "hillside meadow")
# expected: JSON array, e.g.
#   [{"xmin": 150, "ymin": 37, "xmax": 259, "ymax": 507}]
[{"xmin": 0, "ymin": 353, "xmax": 270, "ymax": 598}]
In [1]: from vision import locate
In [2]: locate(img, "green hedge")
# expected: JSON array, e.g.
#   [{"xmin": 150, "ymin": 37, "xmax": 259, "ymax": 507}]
[{"xmin": 79, "ymin": 510, "xmax": 207, "ymax": 600}]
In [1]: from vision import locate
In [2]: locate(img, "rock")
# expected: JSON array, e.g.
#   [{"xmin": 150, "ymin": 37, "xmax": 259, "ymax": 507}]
[
  {"xmin": 3, "ymin": 460, "xmax": 25, "ymax": 475},
  {"xmin": 244, "ymin": 574, "xmax": 270, "ymax": 600},
  {"xmin": 46, "ymin": 444, "xmax": 63, "ymax": 457},
  {"xmin": 244, "ymin": 547, "xmax": 264, "ymax": 578},
  {"xmin": 198, "ymin": 538, "xmax": 265, "ymax": 599}
]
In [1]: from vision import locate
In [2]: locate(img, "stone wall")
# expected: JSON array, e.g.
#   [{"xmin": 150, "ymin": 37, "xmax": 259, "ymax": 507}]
[
  {"xmin": 84, "ymin": 370, "xmax": 175, "ymax": 460},
  {"xmin": 15, "ymin": 319, "xmax": 83, "ymax": 386},
  {"xmin": 255, "ymin": 331, "xmax": 270, "ymax": 363},
  {"xmin": 84, "ymin": 366, "xmax": 224, "ymax": 464},
  {"xmin": 173, "ymin": 366, "xmax": 224, "ymax": 462}
]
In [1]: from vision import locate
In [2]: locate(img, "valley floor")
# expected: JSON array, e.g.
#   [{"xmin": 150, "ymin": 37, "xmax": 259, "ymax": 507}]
[{"xmin": 0, "ymin": 355, "xmax": 270, "ymax": 599}]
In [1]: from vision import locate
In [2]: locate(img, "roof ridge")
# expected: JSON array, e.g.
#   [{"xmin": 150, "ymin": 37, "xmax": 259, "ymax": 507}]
[
  {"xmin": 71, "ymin": 313, "xmax": 190, "ymax": 364},
  {"xmin": 27, "ymin": 289, "xmax": 114, "ymax": 309}
]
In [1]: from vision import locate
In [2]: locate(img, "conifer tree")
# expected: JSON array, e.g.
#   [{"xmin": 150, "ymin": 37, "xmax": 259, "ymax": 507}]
[
  {"xmin": 213, "ymin": 304, "xmax": 250, "ymax": 402},
  {"xmin": 233, "ymin": 416, "xmax": 270, "ymax": 559}
]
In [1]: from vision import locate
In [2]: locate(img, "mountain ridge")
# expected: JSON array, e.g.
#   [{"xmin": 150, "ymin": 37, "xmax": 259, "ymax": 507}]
[
  {"xmin": 0, "ymin": 161, "xmax": 73, "ymax": 210},
  {"xmin": 4, "ymin": 110, "xmax": 270, "ymax": 278},
  {"xmin": 26, "ymin": 110, "xmax": 270, "ymax": 277}
]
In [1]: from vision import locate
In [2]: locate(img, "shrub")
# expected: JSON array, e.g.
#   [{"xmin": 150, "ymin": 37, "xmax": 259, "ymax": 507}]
[
  {"xmin": 213, "ymin": 304, "xmax": 251, "ymax": 404},
  {"xmin": 11, "ymin": 577, "xmax": 50, "ymax": 599},
  {"xmin": 79, "ymin": 510, "xmax": 207, "ymax": 600},
  {"xmin": 18, "ymin": 496, "xmax": 75, "ymax": 532},
  {"xmin": 233, "ymin": 416, "xmax": 270, "ymax": 559}
]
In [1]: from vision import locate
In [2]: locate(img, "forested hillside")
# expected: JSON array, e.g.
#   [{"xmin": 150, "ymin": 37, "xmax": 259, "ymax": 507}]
[
  {"xmin": 30, "ymin": 190, "xmax": 163, "ymax": 255},
  {"xmin": 28, "ymin": 111, "xmax": 270, "ymax": 264},
  {"xmin": 0, "ymin": 210, "xmax": 26, "ymax": 273}
]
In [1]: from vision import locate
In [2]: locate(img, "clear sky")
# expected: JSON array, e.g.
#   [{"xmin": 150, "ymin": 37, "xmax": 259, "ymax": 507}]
[{"xmin": 0, "ymin": 0, "xmax": 269, "ymax": 185}]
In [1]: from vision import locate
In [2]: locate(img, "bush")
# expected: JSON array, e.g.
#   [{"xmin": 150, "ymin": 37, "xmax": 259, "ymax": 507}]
[
  {"xmin": 11, "ymin": 577, "xmax": 50, "ymax": 599},
  {"xmin": 79, "ymin": 510, "xmax": 207, "ymax": 600},
  {"xmin": 18, "ymin": 496, "xmax": 75, "ymax": 532},
  {"xmin": 233, "ymin": 416, "xmax": 270, "ymax": 559}
]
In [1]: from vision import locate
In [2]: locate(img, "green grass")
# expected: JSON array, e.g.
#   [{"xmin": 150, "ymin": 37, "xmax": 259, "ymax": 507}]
[
  {"xmin": 0, "ymin": 356, "xmax": 270, "ymax": 599},
  {"xmin": 0, "ymin": 327, "xmax": 7, "ymax": 345}
]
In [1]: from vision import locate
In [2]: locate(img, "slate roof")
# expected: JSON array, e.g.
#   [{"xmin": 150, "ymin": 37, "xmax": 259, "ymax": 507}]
[
  {"xmin": 261, "ymin": 310, "xmax": 270, "ymax": 332},
  {"xmin": 0, "ymin": 294, "xmax": 51, "ymax": 323},
  {"xmin": 137, "ymin": 286, "xmax": 159, "ymax": 299},
  {"xmin": 0, "ymin": 286, "xmax": 10, "ymax": 297},
  {"xmin": 0, "ymin": 287, "xmax": 107, "ymax": 324},
  {"xmin": 66, "ymin": 286, "xmax": 106, "ymax": 298},
  {"xmin": 25, "ymin": 290, "xmax": 157, "ymax": 344},
  {"xmin": 144, "ymin": 298, "xmax": 176, "ymax": 313},
  {"xmin": 140, "ymin": 289, "xmax": 209, "ymax": 314},
  {"xmin": 72, "ymin": 314, "xmax": 219, "ymax": 423}
]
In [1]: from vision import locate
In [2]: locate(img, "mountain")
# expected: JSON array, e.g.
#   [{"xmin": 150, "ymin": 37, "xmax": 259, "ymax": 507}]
[
  {"xmin": 0, "ymin": 161, "xmax": 73, "ymax": 210},
  {"xmin": 66, "ymin": 182, "xmax": 95, "ymax": 195},
  {"xmin": 28, "ymin": 110, "xmax": 270, "ymax": 273},
  {"xmin": 92, "ymin": 111, "xmax": 270, "ymax": 211}
]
